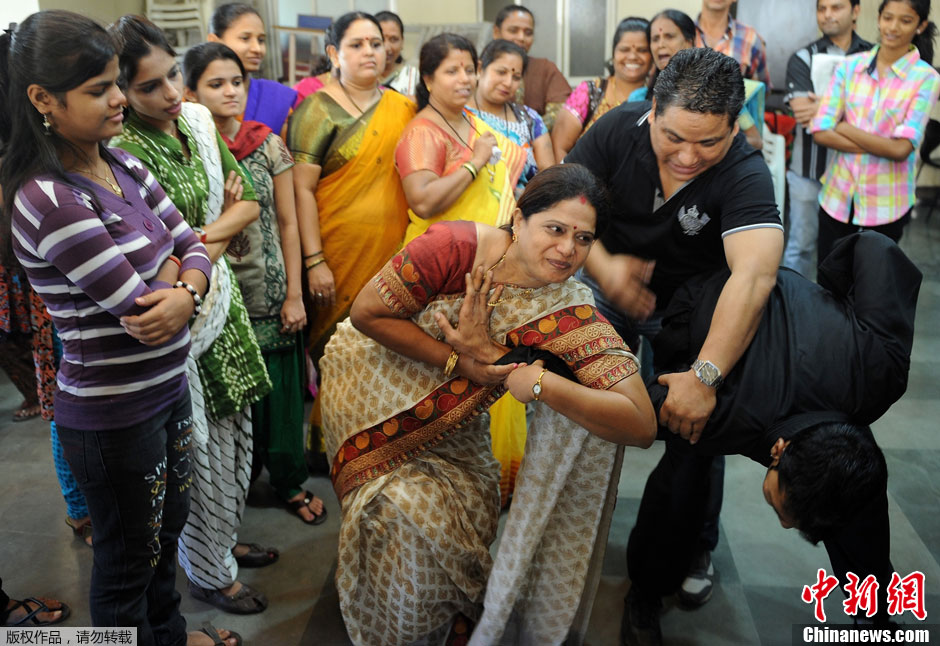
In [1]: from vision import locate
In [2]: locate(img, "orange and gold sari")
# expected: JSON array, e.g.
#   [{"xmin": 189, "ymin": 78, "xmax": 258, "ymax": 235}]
[{"xmin": 395, "ymin": 111, "xmax": 527, "ymax": 245}]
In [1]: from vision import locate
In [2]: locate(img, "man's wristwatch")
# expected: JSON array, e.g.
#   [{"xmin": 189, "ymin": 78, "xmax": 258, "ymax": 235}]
[{"xmin": 691, "ymin": 359, "xmax": 723, "ymax": 389}]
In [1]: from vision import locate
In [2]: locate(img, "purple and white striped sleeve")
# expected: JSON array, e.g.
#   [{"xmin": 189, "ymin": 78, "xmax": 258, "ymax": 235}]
[{"xmin": 20, "ymin": 189, "xmax": 152, "ymax": 319}]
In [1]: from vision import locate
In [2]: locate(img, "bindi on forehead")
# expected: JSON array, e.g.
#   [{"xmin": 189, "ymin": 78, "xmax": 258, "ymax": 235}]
[{"xmin": 578, "ymin": 195, "xmax": 587, "ymax": 204}]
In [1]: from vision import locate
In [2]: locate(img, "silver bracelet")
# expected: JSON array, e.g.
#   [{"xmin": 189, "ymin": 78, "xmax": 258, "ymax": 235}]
[{"xmin": 174, "ymin": 280, "xmax": 203, "ymax": 317}]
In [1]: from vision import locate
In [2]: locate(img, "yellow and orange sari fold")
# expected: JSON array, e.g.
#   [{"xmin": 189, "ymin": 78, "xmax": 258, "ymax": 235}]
[{"xmin": 307, "ymin": 91, "xmax": 415, "ymax": 357}]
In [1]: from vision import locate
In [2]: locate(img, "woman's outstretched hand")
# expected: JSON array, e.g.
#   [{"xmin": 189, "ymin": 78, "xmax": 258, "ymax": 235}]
[{"xmin": 434, "ymin": 265, "xmax": 506, "ymax": 364}]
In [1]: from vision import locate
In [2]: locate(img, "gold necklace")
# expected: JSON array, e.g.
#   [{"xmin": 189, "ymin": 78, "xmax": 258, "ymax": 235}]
[
  {"xmin": 339, "ymin": 81, "xmax": 377, "ymax": 115},
  {"xmin": 428, "ymin": 100, "xmax": 497, "ymax": 183},
  {"xmin": 486, "ymin": 237, "xmax": 535, "ymax": 305},
  {"xmin": 76, "ymin": 165, "xmax": 123, "ymax": 197}
]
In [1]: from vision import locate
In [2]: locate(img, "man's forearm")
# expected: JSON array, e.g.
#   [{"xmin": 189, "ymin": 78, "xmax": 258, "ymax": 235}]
[{"xmin": 696, "ymin": 265, "xmax": 777, "ymax": 376}]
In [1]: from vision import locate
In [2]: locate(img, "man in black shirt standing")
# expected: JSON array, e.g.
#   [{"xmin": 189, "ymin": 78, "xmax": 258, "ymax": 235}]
[
  {"xmin": 565, "ymin": 48, "xmax": 783, "ymax": 645},
  {"xmin": 566, "ymin": 48, "xmax": 782, "ymax": 434},
  {"xmin": 783, "ymin": 0, "xmax": 873, "ymax": 277}
]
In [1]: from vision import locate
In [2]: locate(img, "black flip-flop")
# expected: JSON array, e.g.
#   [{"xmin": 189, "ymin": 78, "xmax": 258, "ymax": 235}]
[
  {"xmin": 233, "ymin": 542, "xmax": 279, "ymax": 568},
  {"xmin": 288, "ymin": 489, "xmax": 328, "ymax": 526},
  {"xmin": 189, "ymin": 582, "xmax": 267, "ymax": 615},
  {"xmin": 199, "ymin": 621, "xmax": 243, "ymax": 646},
  {"xmin": 2, "ymin": 597, "xmax": 71, "ymax": 627}
]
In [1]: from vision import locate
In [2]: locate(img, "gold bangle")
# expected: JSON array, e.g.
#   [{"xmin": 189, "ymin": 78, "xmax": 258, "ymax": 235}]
[
  {"xmin": 443, "ymin": 349, "xmax": 460, "ymax": 378},
  {"xmin": 305, "ymin": 257, "xmax": 326, "ymax": 271},
  {"xmin": 461, "ymin": 162, "xmax": 478, "ymax": 180}
]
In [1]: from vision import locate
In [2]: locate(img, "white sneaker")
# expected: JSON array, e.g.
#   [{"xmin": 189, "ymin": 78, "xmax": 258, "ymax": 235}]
[{"xmin": 677, "ymin": 550, "xmax": 715, "ymax": 608}]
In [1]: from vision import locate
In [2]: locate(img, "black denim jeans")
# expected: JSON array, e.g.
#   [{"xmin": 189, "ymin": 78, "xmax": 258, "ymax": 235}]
[{"xmin": 58, "ymin": 393, "xmax": 193, "ymax": 646}]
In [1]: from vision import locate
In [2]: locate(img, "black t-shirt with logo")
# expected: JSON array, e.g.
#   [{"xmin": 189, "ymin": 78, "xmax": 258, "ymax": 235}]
[{"xmin": 566, "ymin": 102, "xmax": 782, "ymax": 307}]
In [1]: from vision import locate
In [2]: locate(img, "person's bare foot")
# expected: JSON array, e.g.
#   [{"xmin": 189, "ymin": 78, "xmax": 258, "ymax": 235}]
[
  {"xmin": 287, "ymin": 491, "xmax": 325, "ymax": 523},
  {"xmin": 186, "ymin": 626, "xmax": 240, "ymax": 646},
  {"xmin": 3, "ymin": 597, "xmax": 68, "ymax": 626},
  {"xmin": 12, "ymin": 401, "xmax": 41, "ymax": 422}
]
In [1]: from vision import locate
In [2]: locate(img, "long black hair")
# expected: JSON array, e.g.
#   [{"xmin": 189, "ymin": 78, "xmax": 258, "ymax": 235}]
[
  {"xmin": 109, "ymin": 15, "xmax": 177, "ymax": 91},
  {"xmin": 878, "ymin": 0, "xmax": 937, "ymax": 64},
  {"xmin": 416, "ymin": 33, "xmax": 478, "ymax": 110},
  {"xmin": 0, "ymin": 11, "xmax": 135, "ymax": 263},
  {"xmin": 184, "ymin": 42, "xmax": 247, "ymax": 91}
]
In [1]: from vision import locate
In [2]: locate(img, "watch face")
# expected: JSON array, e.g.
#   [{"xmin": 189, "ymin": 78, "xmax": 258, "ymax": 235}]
[
  {"xmin": 701, "ymin": 364, "xmax": 719, "ymax": 383},
  {"xmin": 533, "ymin": 383, "xmax": 542, "ymax": 398}
]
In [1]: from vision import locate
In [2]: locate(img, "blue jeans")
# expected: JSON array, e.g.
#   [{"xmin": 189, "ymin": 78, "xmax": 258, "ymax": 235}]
[
  {"xmin": 58, "ymin": 393, "xmax": 193, "ymax": 646},
  {"xmin": 782, "ymin": 171, "xmax": 821, "ymax": 279}
]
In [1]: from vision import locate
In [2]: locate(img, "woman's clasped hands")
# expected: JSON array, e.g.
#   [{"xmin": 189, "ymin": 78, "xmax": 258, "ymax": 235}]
[{"xmin": 434, "ymin": 265, "xmax": 523, "ymax": 385}]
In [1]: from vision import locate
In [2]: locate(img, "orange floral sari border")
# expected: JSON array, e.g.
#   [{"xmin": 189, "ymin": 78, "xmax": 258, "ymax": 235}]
[{"xmin": 332, "ymin": 380, "xmax": 503, "ymax": 499}]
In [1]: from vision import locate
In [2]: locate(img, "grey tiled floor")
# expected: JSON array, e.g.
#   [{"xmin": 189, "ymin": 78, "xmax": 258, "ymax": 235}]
[{"xmin": 2, "ymin": 211, "xmax": 938, "ymax": 645}]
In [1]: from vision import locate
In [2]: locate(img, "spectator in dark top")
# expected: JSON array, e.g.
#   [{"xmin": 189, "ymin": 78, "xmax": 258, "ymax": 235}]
[
  {"xmin": 784, "ymin": 0, "xmax": 873, "ymax": 278},
  {"xmin": 492, "ymin": 4, "xmax": 572, "ymax": 129},
  {"xmin": 625, "ymin": 231, "xmax": 920, "ymax": 645}
]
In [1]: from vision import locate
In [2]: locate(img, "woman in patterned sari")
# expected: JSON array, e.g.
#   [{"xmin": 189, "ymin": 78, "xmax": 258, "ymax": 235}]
[
  {"xmin": 320, "ymin": 165, "xmax": 657, "ymax": 646},
  {"xmin": 288, "ymin": 12, "xmax": 415, "ymax": 470},
  {"xmin": 110, "ymin": 15, "xmax": 274, "ymax": 615}
]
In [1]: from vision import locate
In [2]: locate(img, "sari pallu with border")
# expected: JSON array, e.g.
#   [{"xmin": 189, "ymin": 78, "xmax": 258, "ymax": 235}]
[
  {"xmin": 306, "ymin": 90, "xmax": 415, "ymax": 359},
  {"xmin": 320, "ymin": 245, "xmax": 638, "ymax": 645},
  {"xmin": 400, "ymin": 112, "xmax": 527, "ymax": 245}
]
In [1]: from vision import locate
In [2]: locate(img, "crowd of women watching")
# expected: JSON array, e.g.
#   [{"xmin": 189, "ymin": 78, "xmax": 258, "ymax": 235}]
[{"xmin": 0, "ymin": 0, "xmax": 936, "ymax": 644}]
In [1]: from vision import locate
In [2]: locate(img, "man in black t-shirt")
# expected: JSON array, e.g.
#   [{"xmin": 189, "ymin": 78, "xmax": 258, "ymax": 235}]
[
  {"xmin": 565, "ymin": 48, "xmax": 783, "ymax": 646},
  {"xmin": 566, "ymin": 48, "xmax": 782, "ymax": 439}
]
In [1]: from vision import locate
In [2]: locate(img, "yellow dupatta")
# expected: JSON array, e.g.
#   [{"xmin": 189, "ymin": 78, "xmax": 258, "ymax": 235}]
[
  {"xmin": 403, "ymin": 111, "xmax": 527, "ymax": 244},
  {"xmin": 308, "ymin": 91, "xmax": 415, "ymax": 355}
]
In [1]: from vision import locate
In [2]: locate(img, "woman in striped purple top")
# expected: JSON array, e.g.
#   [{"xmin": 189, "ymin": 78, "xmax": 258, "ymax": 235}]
[{"xmin": 0, "ymin": 11, "xmax": 239, "ymax": 646}]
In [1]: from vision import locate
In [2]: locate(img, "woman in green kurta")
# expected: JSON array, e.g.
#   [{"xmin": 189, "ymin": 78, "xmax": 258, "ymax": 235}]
[
  {"xmin": 183, "ymin": 42, "xmax": 327, "ymax": 525},
  {"xmin": 110, "ymin": 15, "xmax": 274, "ymax": 615}
]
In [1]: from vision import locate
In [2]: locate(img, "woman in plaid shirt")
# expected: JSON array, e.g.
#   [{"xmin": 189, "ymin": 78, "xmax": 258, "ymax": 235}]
[{"xmin": 811, "ymin": 0, "xmax": 940, "ymax": 265}]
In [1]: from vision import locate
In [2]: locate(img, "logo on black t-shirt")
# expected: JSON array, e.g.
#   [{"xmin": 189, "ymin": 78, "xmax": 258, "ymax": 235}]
[{"xmin": 677, "ymin": 204, "xmax": 711, "ymax": 236}]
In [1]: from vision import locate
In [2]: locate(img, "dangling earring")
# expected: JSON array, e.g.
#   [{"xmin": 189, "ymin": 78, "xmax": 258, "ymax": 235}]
[
  {"xmin": 511, "ymin": 229, "xmax": 517, "ymax": 243},
  {"xmin": 42, "ymin": 113, "xmax": 52, "ymax": 136}
]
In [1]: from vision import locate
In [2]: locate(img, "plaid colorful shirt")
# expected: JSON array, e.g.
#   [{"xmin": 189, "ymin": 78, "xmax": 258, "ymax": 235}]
[
  {"xmin": 695, "ymin": 14, "xmax": 771, "ymax": 87},
  {"xmin": 810, "ymin": 46, "xmax": 940, "ymax": 226}
]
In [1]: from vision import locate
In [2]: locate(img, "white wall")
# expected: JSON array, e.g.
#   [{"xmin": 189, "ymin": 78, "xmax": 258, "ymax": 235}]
[{"xmin": 1, "ymin": 0, "xmax": 40, "ymax": 26}]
